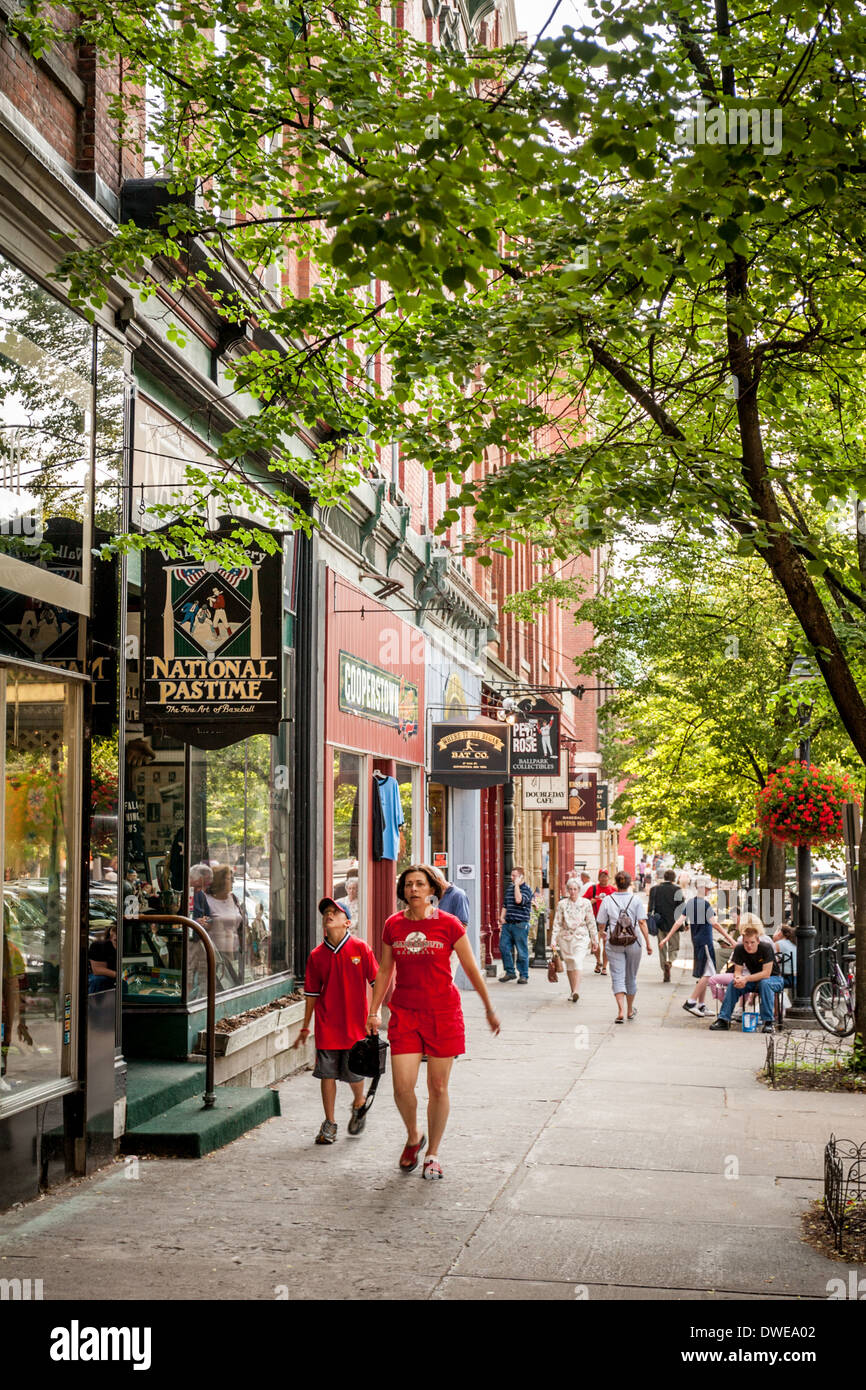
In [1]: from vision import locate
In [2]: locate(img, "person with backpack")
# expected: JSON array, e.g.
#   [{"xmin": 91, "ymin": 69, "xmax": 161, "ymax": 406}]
[
  {"xmin": 647, "ymin": 868, "xmax": 684, "ymax": 982},
  {"xmin": 659, "ymin": 877, "xmax": 737, "ymax": 1018},
  {"xmin": 584, "ymin": 868, "xmax": 615, "ymax": 975},
  {"xmin": 595, "ymin": 871, "xmax": 652, "ymax": 1023}
]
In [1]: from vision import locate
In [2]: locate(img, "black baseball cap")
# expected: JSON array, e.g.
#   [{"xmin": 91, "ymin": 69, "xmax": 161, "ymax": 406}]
[{"xmin": 318, "ymin": 897, "xmax": 350, "ymax": 918}]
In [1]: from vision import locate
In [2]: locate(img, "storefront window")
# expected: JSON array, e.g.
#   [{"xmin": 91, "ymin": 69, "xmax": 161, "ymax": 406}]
[
  {"xmin": 0, "ymin": 252, "xmax": 93, "ymax": 613},
  {"xmin": 332, "ymin": 750, "xmax": 362, "ymax": 930},
  {"xmin": 428, "ymin": 782, "xmax": 447, "ymax": 859},
  {"xmin": 187, "ymin": 736, "xmax": 286, "ymax": 997},
  {"xmin": 1, "ymin": 668, "xmax": 79, "ymax": 1100},
  {"xmin": 395, "ymin": 762, "xmax": 415, "ymax": 876}
]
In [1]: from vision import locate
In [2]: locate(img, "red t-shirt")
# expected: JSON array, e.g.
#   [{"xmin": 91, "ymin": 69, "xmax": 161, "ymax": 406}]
[
  {"xmin": 304, "ymin": 932, "xmax": 378, "ymax": 1050},
  {"xmin": 584, "ymin": 884, "xmax": 615, "ymax": 919},
  {"xmin": 382, "ymin": 910, "xmax": 466, "ymax": 1010}
]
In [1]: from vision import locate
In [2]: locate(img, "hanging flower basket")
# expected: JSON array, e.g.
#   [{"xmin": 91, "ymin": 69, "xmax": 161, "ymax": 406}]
[
  {"xmin": 727, "ymin": 828, "xmax": 763, "ymax": 866},
  {"xmin": 755, "ymin": 762, "xmax": 858, "ymax": 849}
]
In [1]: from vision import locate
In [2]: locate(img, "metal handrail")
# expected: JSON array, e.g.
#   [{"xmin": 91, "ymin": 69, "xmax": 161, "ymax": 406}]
[{"xmin": 138, "ymin": 913, "xmax": 217, "ymax": 1109}]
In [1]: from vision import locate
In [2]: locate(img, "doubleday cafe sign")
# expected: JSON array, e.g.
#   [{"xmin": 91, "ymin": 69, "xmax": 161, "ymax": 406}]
[{"xmin": 143, "ymin": 522, "xmax": 282, "ymax": 749}]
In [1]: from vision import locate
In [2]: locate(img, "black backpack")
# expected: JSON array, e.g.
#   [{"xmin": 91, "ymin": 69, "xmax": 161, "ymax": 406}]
[{"xmin": 608, "ymin": 894, "xmax": 638, "ymax": 947}]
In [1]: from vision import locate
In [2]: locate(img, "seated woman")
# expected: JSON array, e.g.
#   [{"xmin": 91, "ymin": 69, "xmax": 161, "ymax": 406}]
[{"xmin": 88, "ymin": 922, "xmax": 118, "ymax": 993}]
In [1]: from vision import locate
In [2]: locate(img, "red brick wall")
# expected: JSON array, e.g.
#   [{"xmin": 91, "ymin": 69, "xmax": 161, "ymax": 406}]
[{"xmin": 0, "ymin": 19, "xmax": 78, "ymax": 166}]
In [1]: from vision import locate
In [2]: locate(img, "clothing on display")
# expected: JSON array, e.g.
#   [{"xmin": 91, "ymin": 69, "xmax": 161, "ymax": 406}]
[{"xmin": 372, "ymin": 772, "xmax": 404, "ymax": 861}]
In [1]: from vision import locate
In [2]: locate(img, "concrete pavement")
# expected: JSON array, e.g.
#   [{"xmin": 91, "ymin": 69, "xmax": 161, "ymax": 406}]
[{"xmin": 0, "ymin": 945, "xmax": 862, "ymax": 1300}]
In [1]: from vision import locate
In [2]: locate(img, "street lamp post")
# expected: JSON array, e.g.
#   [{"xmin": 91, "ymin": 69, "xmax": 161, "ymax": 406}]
[{"xmin": 787, "ymin": 657, "xmax": 816, "ymax": 1018}]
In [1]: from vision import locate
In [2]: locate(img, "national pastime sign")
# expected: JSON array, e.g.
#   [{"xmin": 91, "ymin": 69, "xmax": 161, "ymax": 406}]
[{"xmin": 143, "ymin": 522, "xmax": 282, "ymax": 749}]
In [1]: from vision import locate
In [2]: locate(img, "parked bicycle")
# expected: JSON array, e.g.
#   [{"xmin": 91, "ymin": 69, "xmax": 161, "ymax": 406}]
[{"xmin": 810, "ymin": 933, "xmax": 856, "ymax": 1038}]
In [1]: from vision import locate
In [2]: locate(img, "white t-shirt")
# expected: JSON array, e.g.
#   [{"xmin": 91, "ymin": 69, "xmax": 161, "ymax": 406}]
[
  {"xmin": 597, "ymin": 891, "xmax": 645, "ymax": 935},
  {"xmin": 203, "ymin": 893, "xmax": 242, "ymax": 955}
]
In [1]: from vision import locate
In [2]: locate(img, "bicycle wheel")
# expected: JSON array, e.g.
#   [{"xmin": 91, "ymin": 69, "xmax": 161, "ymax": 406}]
[{"xmin": 811, "ymin": 977, "xmax": 855, "ymax": 1037}]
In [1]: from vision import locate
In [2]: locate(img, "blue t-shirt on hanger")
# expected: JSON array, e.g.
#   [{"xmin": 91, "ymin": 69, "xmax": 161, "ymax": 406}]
[{"xmin": 376, "ymin": 775, "xmax": 405, "ymax": 860}]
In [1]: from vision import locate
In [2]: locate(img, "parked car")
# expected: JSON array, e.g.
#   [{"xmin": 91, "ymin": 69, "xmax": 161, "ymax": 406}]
[
  {"xmin": 813, "ymin": 885, "xmax": 851, "ymax": 925},
  {"xmin": 4, "ymin": 879, "xmax": 118, "ymax": 992}
]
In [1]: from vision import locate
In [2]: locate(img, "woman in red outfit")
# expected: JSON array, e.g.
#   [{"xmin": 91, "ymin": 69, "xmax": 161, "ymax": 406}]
[{"xmin": 366, "ymin": 865, "xmax": 500, "ymax": 1180}]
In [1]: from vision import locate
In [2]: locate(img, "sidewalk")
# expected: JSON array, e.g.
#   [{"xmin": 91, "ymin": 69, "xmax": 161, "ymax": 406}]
[{"xmin": 0, "ymin": 949, "xmax": 861, "ymax": 1300}]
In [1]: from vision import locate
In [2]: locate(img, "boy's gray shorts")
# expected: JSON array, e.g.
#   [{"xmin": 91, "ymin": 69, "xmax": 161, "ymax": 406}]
[{"xmin": 313, "ymin": 1049, "xmax": 365, "ymax": 1083}]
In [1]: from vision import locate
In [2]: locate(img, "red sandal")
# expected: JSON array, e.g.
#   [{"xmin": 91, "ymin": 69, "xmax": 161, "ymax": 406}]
[{"xmin": 399, "ymin": 1133, "xmax": 426, "ymax": 1172}]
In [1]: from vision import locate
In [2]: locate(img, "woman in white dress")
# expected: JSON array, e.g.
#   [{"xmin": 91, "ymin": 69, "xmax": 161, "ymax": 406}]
[{"xmin": 551, "ymin": 878, "xmax": 599, "ymax": 1002}]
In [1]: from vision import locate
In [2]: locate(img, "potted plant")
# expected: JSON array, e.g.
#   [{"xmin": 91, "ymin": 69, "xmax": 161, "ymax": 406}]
[{"xmin": 755, "ymin": 763, "xmax": 858, "ymax": 849}]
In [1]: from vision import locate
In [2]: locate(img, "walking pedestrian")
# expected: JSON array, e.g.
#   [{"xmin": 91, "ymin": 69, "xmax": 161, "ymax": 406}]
[
  {"xmin": 648, "ymin": 868, "xmax": 684, "ymax": 982},
  {"xmin": 498, "ymin": 866, "xmax": 536, "ymax": 983},
  {"xmin": 293, "ymin": 898, "xmax": 380, "ymax": 1144},
  {"xmin": 551, "ymin": 877, "xmax": 598, "ymax": 1001},
  {"xmin": 428, "ymin": 867, "xmax": 470, "ymax": 929},
  {"xmin": 366, "ymin": 865, "xmax": 500, "ymax": 1180},
  {"xmin": 596, "ymin": 871, "xmax": 652, "ymax": 1022},
  {"xmin": 584, "ymin": 868, "xmax": 615, "ymax": 975},
  {"xmin": 660, "ymin": 877, "xmax": 736, "ymax": 1018}
]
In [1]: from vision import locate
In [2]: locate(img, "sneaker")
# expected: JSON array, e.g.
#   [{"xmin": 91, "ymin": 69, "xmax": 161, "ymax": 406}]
[
  {"xmin": 682, "ymin": 999, "xmax": 700, "ymax": 1013},
  {"xmin": 709, "ymin": 1019, "xmax": 730, "ymax": 1031},
  {"xmin": 499, "ymin": 974, "xmax": 517, "ymax": 983},
  {"xmin": 315, "ymin": 1120, "xmax": 338, "ymax": 1144},
  {"xmin": 761, "ymin": 1022, "xmax": 775, "ymax": 1034},
  {"xmin": 691, "ymin": 1004, "xmax": 710, "ymax": 1018},
  {"xmin": 517, "ymin": 977, "xmax": 529, "ymax": 985},
  {"xmin": 347, "ymin": 1104, "xmax": 367, "ymax": 1136}
]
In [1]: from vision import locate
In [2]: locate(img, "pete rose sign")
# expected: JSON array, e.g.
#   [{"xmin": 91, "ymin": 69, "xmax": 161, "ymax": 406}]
[
  {"xmin": 509, "ymin": 697, "xmax": 560, "ymax": 776},
  {"xmin": 143, "ymin": 522, "xmax": 282, "ymax": 749}
]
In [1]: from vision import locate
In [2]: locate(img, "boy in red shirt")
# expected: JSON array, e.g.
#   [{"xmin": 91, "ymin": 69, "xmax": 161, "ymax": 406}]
[{"xmin": 294, "ymin": 898, "xmax": 379, "ymax": 1144}]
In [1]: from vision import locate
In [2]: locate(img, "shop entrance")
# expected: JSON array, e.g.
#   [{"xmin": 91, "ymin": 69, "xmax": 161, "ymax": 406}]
[{"xmin": 0, "ymin": 664, "xmax": 82, "ymax": 1104}]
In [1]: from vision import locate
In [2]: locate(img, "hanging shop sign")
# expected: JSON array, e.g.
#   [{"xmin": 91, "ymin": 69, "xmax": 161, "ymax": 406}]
[
  {"xmin": 338, "ymin": 651, "xmax": 419, "ymax": 738},
  {"xmin": 143, "ymin": 521, "xmax": 282, "ymax": 749},
  {"xmin": 551, "ymin": 771, "xmax": 598, "ymax": 834},
  {"xmin": 429, "ymin": 717, "xmax": 510, "ymax": 788},
  {"xmin": 509, "ymin": 697, "xmax": 560, "ymax": 777},
  {"xmin": 521, "ymin": 751, "xmax": 569, "ymax": 810},
  {"xmin": 596, "ymin": 782, "xmax": 609, "ymax": 832}
]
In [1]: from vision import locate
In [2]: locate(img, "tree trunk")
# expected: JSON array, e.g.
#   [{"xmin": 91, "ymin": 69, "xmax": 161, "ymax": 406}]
[
  {"xmin": 758, "ymin": 835, "xmax": 786, "ymax": 930},
  {"xmin": 855, "ymin": 791, "xmax": 866, "ymax": 1068}
]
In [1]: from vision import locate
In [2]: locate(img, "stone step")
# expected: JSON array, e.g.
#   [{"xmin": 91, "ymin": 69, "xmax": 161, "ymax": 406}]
[
  {"xmin": 122, "ymin": 1087, "xmax": 280, "ymax": 1158},
  {"xmin": 124, "ymin": 1059, "xmax": 207, "ymax": 1130}
]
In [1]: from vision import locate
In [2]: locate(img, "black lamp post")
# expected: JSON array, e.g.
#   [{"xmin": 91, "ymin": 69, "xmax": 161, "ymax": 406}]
[{"xmin": 787, "ymin": 655, "xmax": 816, "ymax": 1018}]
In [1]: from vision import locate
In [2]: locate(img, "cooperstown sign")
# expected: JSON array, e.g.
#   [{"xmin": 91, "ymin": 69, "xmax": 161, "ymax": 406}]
[{"xmin": 338, "ymin": 651, "xmax": 419, "ymax": 736}]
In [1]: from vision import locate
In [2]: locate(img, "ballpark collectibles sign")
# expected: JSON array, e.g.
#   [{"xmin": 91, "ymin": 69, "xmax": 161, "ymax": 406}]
[
  {"xmin": 143, "ymin": 523, "xmax": 282, "ymax": 749},
  {"xmin": 429, "ymin": 717, "xmax": 510, "ymax": 788},
  {"xmin": 551, "ymin": 771, "xmax": 598, "ymax": 834},
  {"xmin": 509, "ymin": 698, "xmax": 560, "ymax": 777}
]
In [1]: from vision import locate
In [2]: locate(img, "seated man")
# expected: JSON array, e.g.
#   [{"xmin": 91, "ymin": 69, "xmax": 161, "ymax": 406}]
[{"xmin": 709, "ymin": 923, "xmax": 784, "ymax": 1035}]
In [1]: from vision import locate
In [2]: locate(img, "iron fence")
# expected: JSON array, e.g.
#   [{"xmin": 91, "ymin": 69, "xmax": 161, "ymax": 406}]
[
  {"xmin": 824, "ymin": 1135, "xmax": 866, "ymax": 1254},
  {"xmin": 764, "ymin": 1029, "xmax": 853, "ymax": 1087}
]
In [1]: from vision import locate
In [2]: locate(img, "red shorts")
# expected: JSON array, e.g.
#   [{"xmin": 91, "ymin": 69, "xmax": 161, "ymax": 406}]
[{"xmin": 387, "ymin": 1002, "xmax": 465, "ymax": 1057}]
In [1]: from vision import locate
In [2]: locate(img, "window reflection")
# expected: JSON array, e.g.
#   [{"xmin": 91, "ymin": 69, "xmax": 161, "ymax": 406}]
[
  {"xmin": 395, "ymin": 762, "xmax": 414, "ymax": 876},
  {"xmin": 0, "ymin": 254, "xmax": 93, "ymax": 597},
  {"xmin": 188, "ymin": 736, "xmax": 278, "ymax": 996},
  {"xmin": 332, "ymin": 749, "xmax": 361, "ymax": 929},
  {"xmin": 1, "ymin": 669, "xmax": 78, "ymax": 1098}
]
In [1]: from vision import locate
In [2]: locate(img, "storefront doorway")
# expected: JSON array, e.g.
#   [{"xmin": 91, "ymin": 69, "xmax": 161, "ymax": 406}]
[{"xmin": 0, "ymin": 664, "xmax": 82, "ymax": 1104}]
